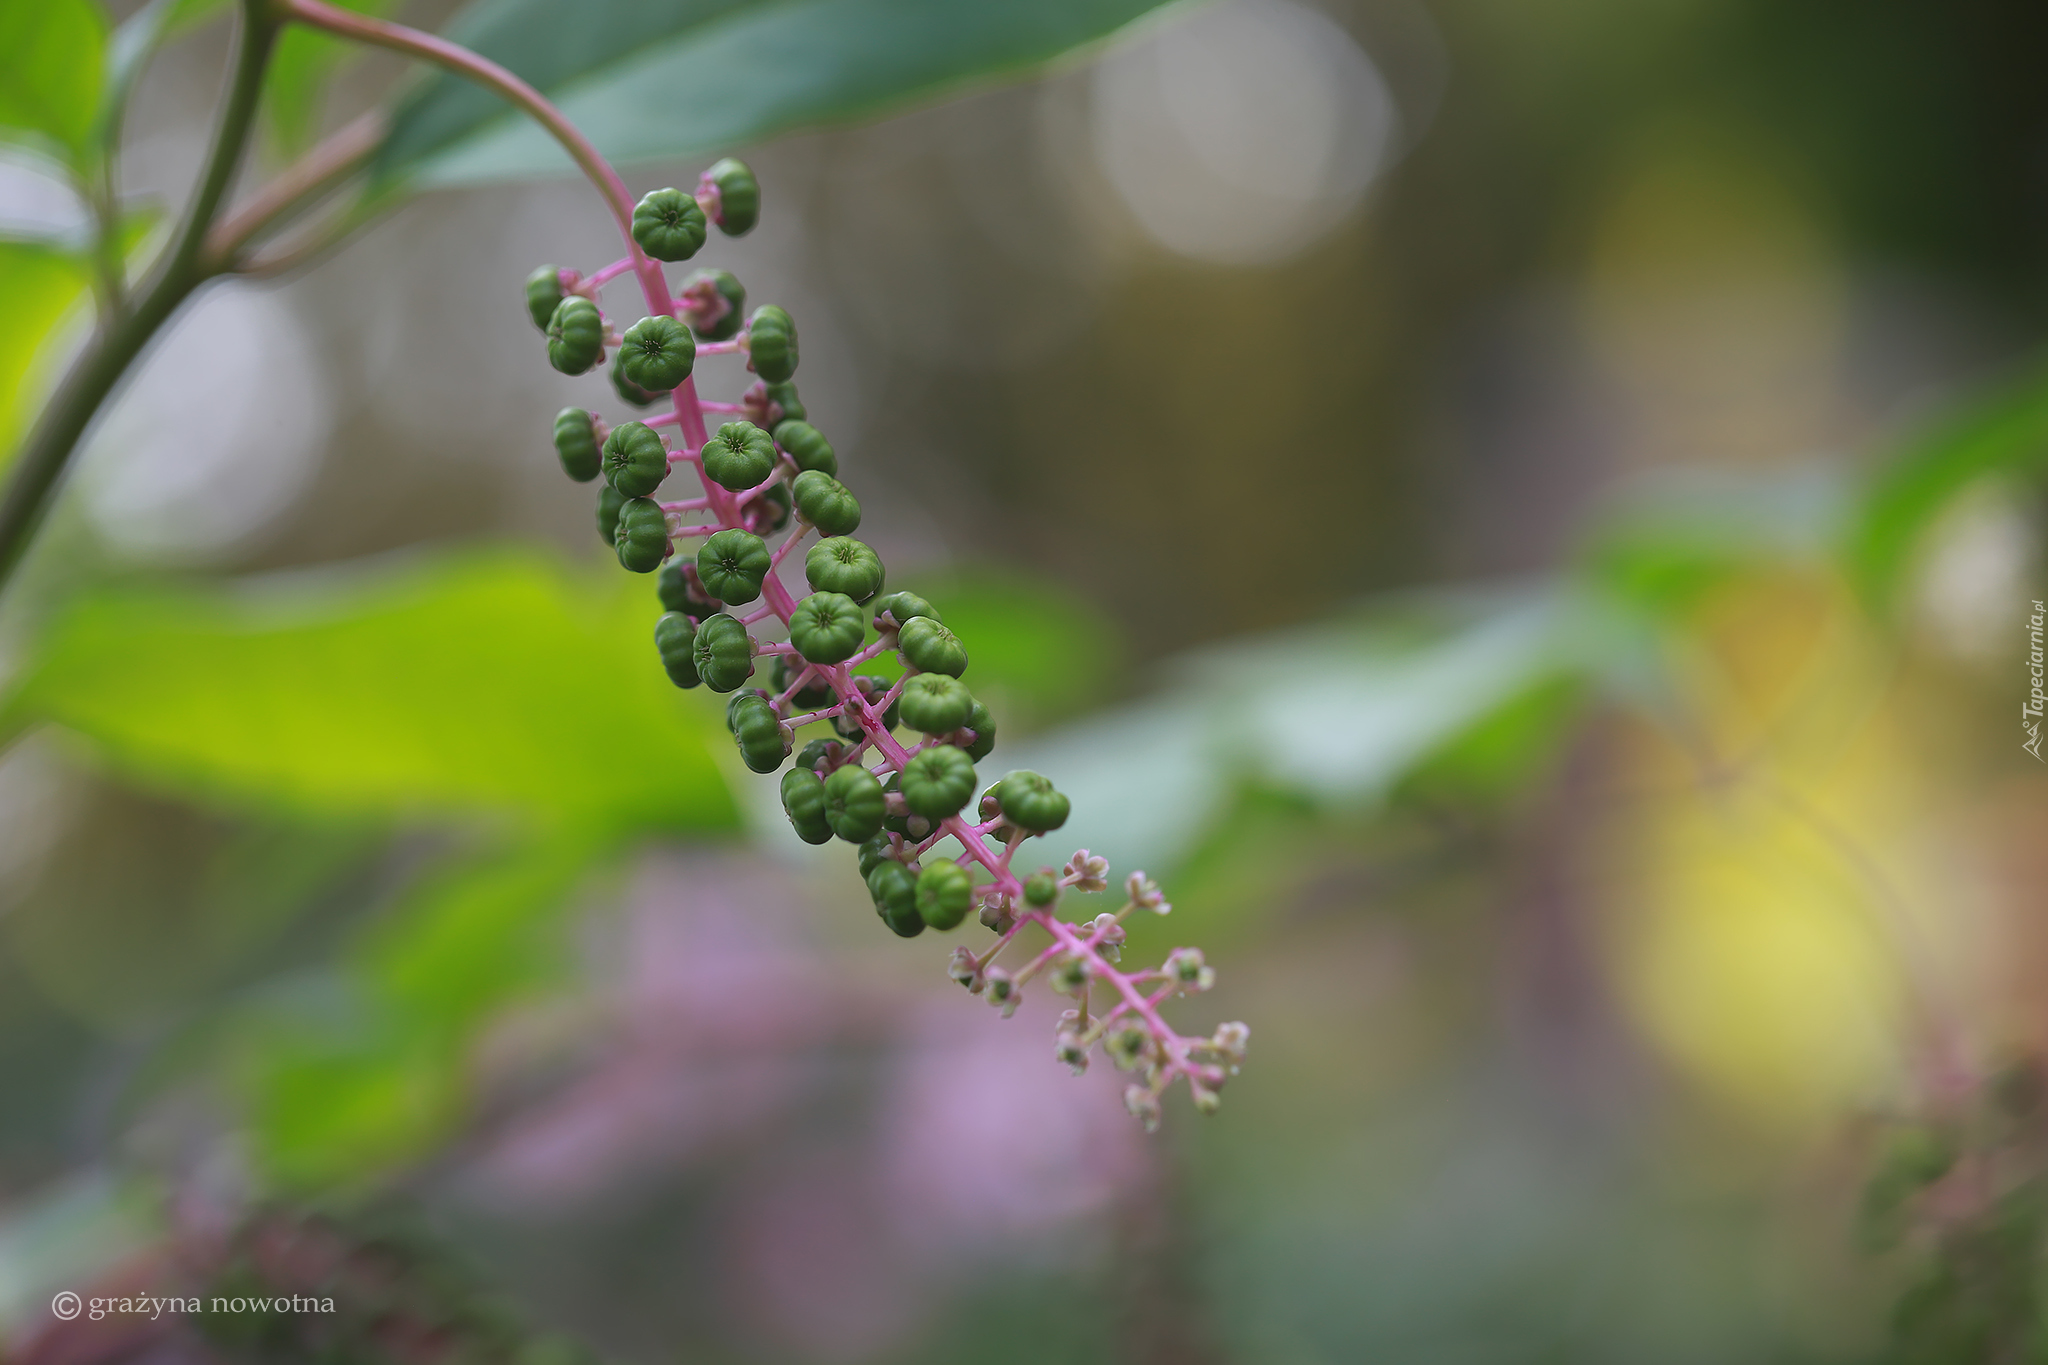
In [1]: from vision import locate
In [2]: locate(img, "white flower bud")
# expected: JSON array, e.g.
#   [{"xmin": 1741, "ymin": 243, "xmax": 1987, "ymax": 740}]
[
  {"xmin": 1213, "ymin": 1021, "xmax": 1250, "ymax": 1063},
  {"xmin": 1188, "ymin": 1081, "xmax": 1222, "ymax": 1115},
  {"xmin": 1124, "ymin": 1085, "xmax": 1162, "ymax": 1132}
]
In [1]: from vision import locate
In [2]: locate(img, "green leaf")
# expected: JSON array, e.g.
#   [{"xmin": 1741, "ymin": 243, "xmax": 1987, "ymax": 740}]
[
  {"xmin": 996, "ymin": 585, "xmax": 1583, "ymax": 875},
  {"xmin": 1845, "ymin": 358, "xmax": 2048, "ymax": 614},
  {"xmin": 241, "ymin": 831, "xmax": 608, "ymax": 1187},
  {"xmin": 0, "ymin": 0, "xmax": 107, "ymax": 165},
  {"xmin": 376, "ymin": 0, "xmax": 1181, "ymax": 188},
  {"xmin": 262, "ymin": 0, "xmax": 396, "ymax": 158},
  {"xmin": 4, "ymin": 546, "xmax": 741, "ymax": 831},
  {"xmin": 0, "ymin": 237, "xmax": 93, "ymax": 465},
  {"xmin": 1581, "ymin": 466, "xmax": 1845, "ymax": 620}
]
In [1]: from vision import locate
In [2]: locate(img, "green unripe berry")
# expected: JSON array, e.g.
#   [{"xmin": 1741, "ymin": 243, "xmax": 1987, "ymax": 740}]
[
  {"xmin": 901, "ymin": 745, "xmax": 976, "ymax": 820},
  {"xmin": 706, "ymin": 158, "xmax": 760, "ymax": 236},
  {"xmin": 748, "ymin": 380, "xmax": 804, "ymax": 426},
  {"xmin": 553, "ymin": 407, "xmax": 602, "ymax": 482},
  {"xmin": 961, "ymin": 699, "xmax": 996, "ymax": 761},
  {"xmin": 613, "ymin": 497, "xmax": 669, "ymax": 573},
  {"xmin": 596, "ymin": 486, "xmax": 626, "ymax": 545},
  {"xmin": 796, "ymin": 737, "xmax": 841, "ymax": 773},
  {"xmin": 728, "ymin": 693, "xmax": 790, "ymax": 773},
  {"xmin": 779, "ymin": 767, "xmax": 833, "ymax": 844},
  {"xmin": 610, "ymin": 350, "xmax": 662, "ymax": 407},
  {"xmin": 619, "ymin": 315, "xmax": 695, "ymax": 394},
  {"xmin": 898, "ymin": 674, "xmax": 973, "ymax": 734},
  {"xmin": 833, "ymin": 676, "xmax": 899, "ymax": 740},
  {"xmin": 788, "ymin": 592, "xmax": 866, "ymax": 664},
  {"xmin": 867, "ymin": 861, "xmax": 923, "ymax": 937},
  {"xmin": 773, "ymin": 421, "xmax": 836, "ymax": 475},
  {"xmin": 654, "ymin": 612, "xmax": 700, "ymax": 688},
  {"xmin": 805, "ymin": 537, "xmax": 885, "ymax": 603},
  {"xmin": 601, "ymin": 420, "xmax": 668, "ymax": 497},
  {"xmin": 857, "ymin": 834, "xmax": 895, "ymax": 879},
  {"xmin": 824, "ymin": 763, "xmax": 886, "ymax": 843},
  {"xmin": 751, "ymin": 481, "xmax": 792, "ymax": 534},
  {"xmin": 630, "ymin": 187, "xmax": 707, "ymax": 262},
  {"xmin": 898, "ymin": 616, "xmax": 967, "ymax": 677},
  {"xmin": 870, "ymin": 591, "xmax": 938, "ymax": 630},
  {"xmin": 525, "ymin": 265, "xmax": 564, "ymax": 331},
  {"xmin": 915, "ymin": 861, "xmax": 973, "ymax": 931},
  {"xmin": 680, "ymin": 267, "xmax": 745, "ymax": 341},
  {"xmin": 1024, "ymin": 870, "xmax": 1059, "ymax": 906},
  {"xmin": 696, "ymin": 529, "xmax": 771, "ymax": 605},
  {"xmin": 701, "ymin": 421, "xmax": 778, "ymax": 491},
  {"xmin": 657, "ymin": 559, "xmax": 717, "ymax": 618},
  {"xmin": 691, "ymin": 613, "xmax": 755, "ymax": 692},
  {"xmin": 746, "ymin": 305, "xmax": 798, "ymax": 382},
  {"xmin": 775, "ymin": 655, "xmax": 833, "ymax": 709},
  {"xmin": 997, "ymin": 770, "xmax": 1070, "ymax": 832},
  {"xmin": 546, "ymin": 296, "xmax": 604, "ymax": 375},
  {"xmin": 791, "ymin": 471, "xmax": 861, "ymax": 536}
]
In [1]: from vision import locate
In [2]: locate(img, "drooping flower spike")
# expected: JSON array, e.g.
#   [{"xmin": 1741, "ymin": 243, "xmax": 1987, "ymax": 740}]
[{"xmin": 526, "ymin": 171, "xmax": 1246, "ymax": 1126}]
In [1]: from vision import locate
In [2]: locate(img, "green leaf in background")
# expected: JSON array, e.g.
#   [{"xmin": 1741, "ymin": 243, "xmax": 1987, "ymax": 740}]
[
  {"xmin": 993, "ymin": 585, "xmax": 1584, "ymax": 877},
  {"xmin": 0, "ymin": 0, "xmax": 107, "ymax": 165},
  {"xmin": 1845, "ymin": 357, "xmax": 2048, "ymax": 615},
  {"xmin": 3, "ymin": 547, "xmax": 741, "ymax": 832},
  {"xmin": 375, "ymin": 0, "xmax": 1181, "ymax": 188},
  {"xmin": 0, "ymin": 239, "xmax": 92, "ymax": 463},
  {"xmin": 1580, "ymin": 466, "xmax": 1845, "ymax": 620},
  {"xmin": 263, "ymin": 0, "xmax": 396, "ymax": 157},
  {"xmin": 242, "ymin": 830, "xmax": 608, "ymax": 1187}
]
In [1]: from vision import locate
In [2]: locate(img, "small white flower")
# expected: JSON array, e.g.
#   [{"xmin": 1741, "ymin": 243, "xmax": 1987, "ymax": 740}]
[
  {"xmin": 947, "ymin": 946, "xmax": 980, "ymax": 990},
  {"xmin": 1050, "ymin": 955, "xmax": 1091, "ymax": 996},
  {"xmin": 1054, "ymin": 1030, "xmax": 1090, "ymax": 1075},
  {"xmin": 1124, "ymin": 1085, "xmax": 1162, "ymax": 1132},
  {"xmin": 1126, "ymin": 871, "xmax": 1171, "ymax": 915},
  {"xmin": 1064, "ymin": 849, "xmax": 1111, "ymax": 893}
]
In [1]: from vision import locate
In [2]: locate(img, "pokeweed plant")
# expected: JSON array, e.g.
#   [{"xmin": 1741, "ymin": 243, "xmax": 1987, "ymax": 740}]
[
  {"xmin": 527, "ymin": 151, "xmax": 1248, "ymax": 1130},
  {"xmin": 0, "ymin": 0, "xmax": 1247, "ymax": 1127}
]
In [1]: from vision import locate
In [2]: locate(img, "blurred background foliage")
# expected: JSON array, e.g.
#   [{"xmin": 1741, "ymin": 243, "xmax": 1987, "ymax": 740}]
[{"xmin": 1, "ymin": 0, "xmax": 2046, "ymax": 1361}]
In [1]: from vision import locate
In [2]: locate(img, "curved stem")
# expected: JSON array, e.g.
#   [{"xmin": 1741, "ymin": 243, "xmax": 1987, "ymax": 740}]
[
  {"xmin": 0, "ymin": 0, "xmax": 279, "ymax": 595},
  {"xmin": 280, "ymin": 0, "xmax": 670, "ymax": 307},
  {"xmin": 204, "ymin": 109, "xmax": 385, "ymax": 270}
]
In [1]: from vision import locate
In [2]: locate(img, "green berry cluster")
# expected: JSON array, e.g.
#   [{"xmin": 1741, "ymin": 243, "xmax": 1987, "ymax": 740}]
[{"xmin": 523, "ymin": 157, "xmax": 1244, "ymax": 1126}]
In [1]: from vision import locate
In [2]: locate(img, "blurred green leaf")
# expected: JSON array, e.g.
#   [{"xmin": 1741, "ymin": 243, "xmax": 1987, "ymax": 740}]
[
  {"xmin": 3, "ymin": 787, "xmax": 377, "ymax": 1029},
  {"xmin": 3, "ymin": 546, "xmax": 741, "ymax": 831},
  {"xmin": 0, "ymin": 238, "xmax": 92, "ymax": 463},
  {"xmin": 376, "ymin": 0, "xmax": 1182, "ymax": 188},
  {"xmin": 0, "ymin": 0, "xmax": 107, "ymax": 165},
  {"xmin": 361, "ymin": 828, "xmax": 609, "ymax": 1035},
  {"xmin": 241, "ymin": 830, "xmax": 608, "ymax": 1187},
  {"xmin": 263, "ymin": 0, "xmax": 395, "ymax": 158},
  {"xmin": 1580, "ymin": 466, "xmax": 1845, "ymax": 620},
  {"xmin": 1846, "ymin": 358, "xmax": 2048, "ymax": 614},
  {"xmin": 1007, "ymin": 585, "xmax": 1584, "ymax": 875}
]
